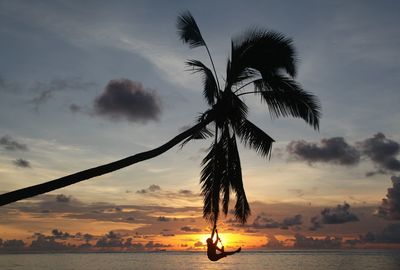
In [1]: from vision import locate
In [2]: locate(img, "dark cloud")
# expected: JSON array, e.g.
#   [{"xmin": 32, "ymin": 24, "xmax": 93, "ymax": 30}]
[
  {"xmin": 252, "ymin": 214, "xmax": 280, "ymax": 229},
  {"xmin": 69, "ymin": 103, "xmax": 84, "ymax": 113},
  {"xmin": 0, "ymin": 135, "xmax": 28, "ymax": 151},
  {"xmin": 287, "ymin": 137, "xmax": 360, "ymax": 166},
  {"xmin": 293, "ymin": 234, "xmax": 342, "ymax": 249},
  {"xmin": 233, "ymin": 213, "xmax": 302, "ymax": 230},
  {"xmin": 282, "ymin": 214, "xmax": 302, "ymax": 227},
  {"xmin": 30, "ymin": 77, "xmax": 96, "ymax": 110},
  {"xmin": 309, "ymin": 216, "xmax": 323, "ymax": 231},
  {"xmin": 310, "ymin": 203, "xmax": 359, "ymax": 230},
  {"xmin": 377, "ymin": 175, "xmax": 400, "ymax": 220},
  {"xmin": 96, "ymin": 231, "xmax": 124, "ymax": 248},
  {"xmin": 137, "ymin": 184, "xmax": 161, "ymax": 194},
  {"xmin": 0, "ymin": 239, "xmax": 26, "ymax": 252},
  {"xmin": 93, "ymin": 79, "xmax": 161, "ymax": 123},
  {"xmin": 55, "ymin": 194, "xmax": 71, "ymax": 203},
  {"xmin": 12, "ymin": 158, "xmax": 31, "ymax": 168},
  {"xmin": 180, "ymin": 226, "xmax": 201, "ymax": 232},
  {"xmin": 51, "ymin": 229, "xmax": 72, "ymax": 240},
  {"xmin": 360, "ymin": 223, "xmax": 400, "ymax": 243},
  {"xmin": 263, "ymin": 234, "xmax": 285, "ymax": 249},
  {"xmin": 144, "ymin": 241, "xmax": 171, "ymax": 249},
  {"xmin": 287, "ymin": 133, "xmax": 400, "ymax": 176},
  {"xmin": 157, "ymin": 216, "xmax": 170, "ymax": 222},
  {"xmin": 30, "ymin": 233, "xmax": 71, "ymax": 251},
  {"xmin": 321, "ymin": 202, "xmax": 359, "ymax": 224},
  {"xmin": 178, "ymin": 189, "xmax": 193, "ymax": 196},
  {"xmin": 358, "ymin": 133, "xmax": 400, "ymax": 173}
]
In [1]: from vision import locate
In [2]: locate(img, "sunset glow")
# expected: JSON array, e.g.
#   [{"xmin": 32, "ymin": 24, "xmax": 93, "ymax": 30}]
[{"xmin": 1, "ymin": 0, "xmax": 400, "ymax": 254}]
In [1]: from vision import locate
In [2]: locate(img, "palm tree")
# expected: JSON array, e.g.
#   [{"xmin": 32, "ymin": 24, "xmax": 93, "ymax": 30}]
[
  {"xmin": 176, "ymin": 12, "xmax": 320, "ymax": 224},
  {"xmin": 0, "ymin": 11, "xmax": 320, "ymax": 226}
]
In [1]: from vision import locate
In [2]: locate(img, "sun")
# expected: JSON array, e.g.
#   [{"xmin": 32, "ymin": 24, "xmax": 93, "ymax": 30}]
[{"xmin": 198, "ymin": 233, "xmax": 231, "ymax": 247}]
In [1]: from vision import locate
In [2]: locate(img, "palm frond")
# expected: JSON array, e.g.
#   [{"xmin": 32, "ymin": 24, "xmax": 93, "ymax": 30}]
[
  {"xmin": 254, "ymin": 75, "xmax": 321, "ymax": 130},
  {"xmin": 186, "ymin": 60, "xmax": 218, "ymax": 105},
  {"xmin": 215, "ymin": 91, "xmax": 248, "ymax": 129},
  {"xmin": 200, "ymin": 139, "xmax": 226, "ymax": 224},
  {"xmin": 235, "ymin": 119, "xmax": 275, "ymax": 158},
  {"xmin": 177, "ymin": 11, "xmax": 205, "ymax": 49},
  {"xmin": 227, "ymin": 28, "xmax": 297, "ymax": 88},
  {"xmin": 227, "ymin": 133, "xmax": 250, "ymax": 223},
  {"xmin": 220, "ymin": 125, "xmax": 230, "ymax": 216},
  {"xmin": 180, "ymin": 126, "xmax": 213, "ymax": 148}
]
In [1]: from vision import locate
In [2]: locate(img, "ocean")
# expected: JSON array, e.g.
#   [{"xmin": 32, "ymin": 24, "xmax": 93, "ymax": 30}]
[{"xmin": 1, "ymin": 250, "xmax": 399, "ymax": 270}]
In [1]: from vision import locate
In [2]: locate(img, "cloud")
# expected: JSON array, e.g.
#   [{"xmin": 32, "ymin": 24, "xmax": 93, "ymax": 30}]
[
  {"xmin": 30, "ymin": 233, "xmax": 71, "ymax": 251},
  {"xmin": 69, "ymin": 103, "xmax": 84, "ymax": 113},
  {"xmin": 137, "ymin": 184, "xmax": 161, "ymax": 194},
  {"xmin": 12, "ymin": 158, "xmax": 31, "ymax": 168},
  {"xmin": 287, "ymin": 133, "xmax": 400, "ymax": 176},
  {"xmin": 157, "ymin": 216, "xmax": 170, "ymax": 222},
  {"xmin": 193, "ymin": 241, "xmax": 205, "ymax": 248},
  {"xmin": 30, "ymin": 77, "xmax": 96, "ymax": 110},
  {"xmin": 377, "ymin": 175, "xmax": 400, "ymax": 220},
  {"xmin": 358, "ymin": 133, "xmax": 400, "ymax": 173},
  {"xmin": 95, "ymin": 231, "xmax": 124, "ymax": 248},
  {"xmin": 360, "ymin": 223, "xmax": 400, "ymax": 243},
  {"xmin": 293, "ymin": 234, "xmax": 342, "ymax": 249},
  {"xmin": 0, "ymin": 135, "xmax": 28, "ymax": 151},
  {"xmin": 282, "ymin": 214, "xmax": 303, "ymax": 227},
  {"xmin": 51, "ymin": 229, "xmax": 72, "ymax": 240},
  {"xmin": 0, "ymin": 75, "xmax": 19, "ymax": 93},
  {"xmin": 55, "ymin": 194, "xmax": 72, "ymax": 203},
  {"xmin": 0, "ymin": 239, "xmax": 26, "ymax": 252},
  {"xmin": 93, "ymin": 79, "xmax": 161, "ymax": 123},
  {"xmin": 178, "ymin": 190, "xmax": 193, "ymax": 196},
  {"xmin": 234, "ymin": 213, "xmax": 302, "ymax": 230},
  {"xmin": 309, "ymin": 216, "xmax": 323, "ymax": 231},
  {"xmin": 321, "ymin": 202, "xmax": 359, "ymax": 224},
  {"xmin": 310, "ymin": 203, "xmax": 359, "ymax": 230},
  {"xmin": 287, "ymin": 137, "xmax": 360, "ymax": 166},
  {"xmin": 263, "ymin": 234, "xmax": 286, "ymax": 249},
  {"xmin": 180, "ymin": 226, "xmax": 201, "ymax": 232},
  {"xmin": 144, "ymin": 241, "xmax": 171, "ymax": 249}
]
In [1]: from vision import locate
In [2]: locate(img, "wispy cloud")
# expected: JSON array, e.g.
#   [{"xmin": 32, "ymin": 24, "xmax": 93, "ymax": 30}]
[
  {"xmin": 0, "ymin": 135, "xmax": 28, "ymax": 151},
  {"xmin": 12, "ymin": 158, "xmax": 31, "ymax": 168},
  {"xmin": 30, "ymin": 77, "xmax": 96, "ymax": 110}
]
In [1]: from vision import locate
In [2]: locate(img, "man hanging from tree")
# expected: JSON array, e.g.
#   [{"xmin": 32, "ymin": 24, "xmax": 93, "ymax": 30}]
[{"xmin": 206, "ymin": 224, "xmax": 241, "ymax": 261}]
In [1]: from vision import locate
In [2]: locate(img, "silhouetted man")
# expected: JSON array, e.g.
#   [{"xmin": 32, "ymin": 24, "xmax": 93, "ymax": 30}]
[{"xmin": 206, "ymin": 225, "xmax": 241, "ymax": 261}]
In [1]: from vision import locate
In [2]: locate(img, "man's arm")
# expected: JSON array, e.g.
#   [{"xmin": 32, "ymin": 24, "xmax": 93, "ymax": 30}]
[
  {"xmin": 210, "ymin": 224, "xmax": 217, "ymax": 239},
  {"xmin": 214, "ymin": 229, "xmax": 219, "ymax": 245}
]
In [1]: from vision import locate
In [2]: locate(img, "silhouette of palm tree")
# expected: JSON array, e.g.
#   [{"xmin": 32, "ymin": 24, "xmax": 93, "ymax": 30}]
[
  {"xmin": 176, "ymin": 12, "xmax": 320, "ymax": 224},
  {"xmin": 0, "ymin": 11, "xmax": 321, "ymax": 225}
]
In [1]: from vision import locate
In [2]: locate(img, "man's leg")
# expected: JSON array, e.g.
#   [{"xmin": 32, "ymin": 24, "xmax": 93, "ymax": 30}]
[{"xmin": 223, "ymin": 247, "xmax": 241, "ymax": 256}]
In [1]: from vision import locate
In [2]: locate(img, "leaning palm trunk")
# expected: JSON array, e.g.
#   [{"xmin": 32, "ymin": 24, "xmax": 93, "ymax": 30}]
[{"xmin": 0, "ymin": 115, "xmax": 214, "ymax": 206}]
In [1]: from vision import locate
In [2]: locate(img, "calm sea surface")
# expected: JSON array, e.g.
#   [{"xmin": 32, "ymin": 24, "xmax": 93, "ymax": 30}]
[{"xmin": 1, "ymin": 250, "xmax": 399, "ymax": 270}]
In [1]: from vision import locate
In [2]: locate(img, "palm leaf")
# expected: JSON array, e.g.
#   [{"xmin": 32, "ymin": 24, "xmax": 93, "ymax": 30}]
[
  {"xmin": 200, "ymin": 138, "xmax": 226, "ymax": 223},
  {"xmin": 221, "ymin": 125, "xmax": 231, "ymax": 216},
  {"xmin": 177, "ymin": 11, "xmax": 205, "ymax": 49},
  {"xmin": 235, "ymin": 119, "xmax": 275, "ymax": 158},
  {"xmin": 254, "ymin": 75, "xmax": 321, "ymax": 130},
  {"xmin": 180, "ymin": 125, "xmax": 213, "ymax": 148},
  {"xmin": 227, "ymin": 133, "xmax": 250, "ymax": 223},
  {"xmin": 227, "ymin": 27, "xmax": 297, "ymax": 88},
  {"xmin": 186, "ymin": 59, "xmax": 218, "ymax": 105}
]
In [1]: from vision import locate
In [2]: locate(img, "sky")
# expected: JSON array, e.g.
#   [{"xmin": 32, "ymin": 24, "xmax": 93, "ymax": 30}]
[{"xmin": 1, "ymin": 0, "xmax": 400, "ymax": 252}]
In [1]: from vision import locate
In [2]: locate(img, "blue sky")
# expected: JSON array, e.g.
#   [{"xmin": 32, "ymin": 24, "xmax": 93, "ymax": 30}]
[{"xmin": 1, "ymin": 0, "xmax": 400, "ymax": 249}]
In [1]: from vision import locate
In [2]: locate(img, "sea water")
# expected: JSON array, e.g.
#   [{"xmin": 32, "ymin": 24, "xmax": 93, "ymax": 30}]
[{"xmin": 0, "ymin": 250, "xmax": 399, "ymax": 270}]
